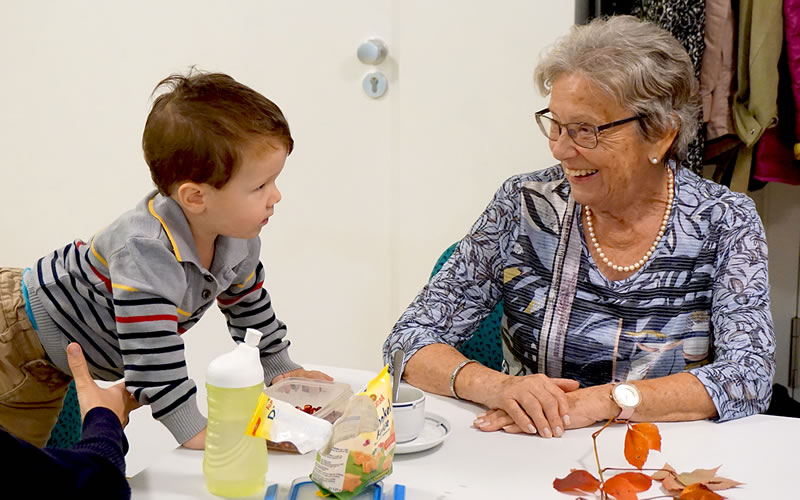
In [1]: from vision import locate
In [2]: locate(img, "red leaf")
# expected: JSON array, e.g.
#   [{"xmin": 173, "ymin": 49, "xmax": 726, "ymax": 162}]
[
  {"xmin": 630, "ymin": 423, "xmax": 661, "ymax": 452},
  {"xmin": 679, "ymin": 483, "xmax": 726, "ymax": 500},
  {"xmin": 624, "ymin": 425, "xmax": 650, "ymax": 469},
  {"xmin": 603, "ymin": 472, "xmax": 652, "ymax": 500},
  {"xmin": 553, "ymin": 469, "xmax": 601, "ymax": 494}
]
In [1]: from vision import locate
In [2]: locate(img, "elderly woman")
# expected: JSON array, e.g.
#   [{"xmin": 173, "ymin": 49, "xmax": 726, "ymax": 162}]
[{"xmin": 383, "ymin": 15, "xmax": 774, "ymax": 439}]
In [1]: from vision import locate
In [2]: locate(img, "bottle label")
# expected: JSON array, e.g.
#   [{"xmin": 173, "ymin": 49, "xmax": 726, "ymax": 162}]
[{"xmin": 245, "ymin": 393, "xmax": 277, "ymax": 439}]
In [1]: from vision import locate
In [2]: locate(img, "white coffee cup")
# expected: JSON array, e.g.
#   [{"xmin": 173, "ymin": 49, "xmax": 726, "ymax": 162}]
[{"xmin": 392, "ymin": 384, "xmax": 426, "ymax": 443}]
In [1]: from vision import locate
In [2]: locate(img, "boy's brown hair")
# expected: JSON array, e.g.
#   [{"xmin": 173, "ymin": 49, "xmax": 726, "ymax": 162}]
[{"xmin": 142, "ymin": 70, "xmax": 293, "ymax": 195}]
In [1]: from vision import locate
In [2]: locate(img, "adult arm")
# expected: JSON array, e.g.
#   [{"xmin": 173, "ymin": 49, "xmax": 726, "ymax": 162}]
[
  {"xmin": 383, "ymin": 177, "xmax": 517, "ymax": 370},
  {"xmin": 384, "ymin": 175, "xmax": 578, "ymax": 437},
  {"xmin": 0, "ymin": 408, "xmax": 131, "ymax": 499},
  {"xmin": 406, "ymin": 343, "xmax": 578, "ymax": 437},
  {"xmin": 476, "ymin": 372, "xmax": 717, "ymax": 432},
  {"xmin": 688, "ymin": 195, "xmax": 774, "ymax": 420},
  {"xmin": 0, "ymin": 342, "xmax": 142, "ymax": 498}
]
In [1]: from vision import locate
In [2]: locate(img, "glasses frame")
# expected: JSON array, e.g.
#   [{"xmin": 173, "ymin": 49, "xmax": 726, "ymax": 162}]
[{"xmin": 534, "ymin": 107, "xmax": 643, "ymax": 149}]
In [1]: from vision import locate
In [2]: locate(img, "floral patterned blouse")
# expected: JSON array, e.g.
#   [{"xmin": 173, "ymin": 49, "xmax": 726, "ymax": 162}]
[{"xmin": 384, "ymin": 164, "xmax": 774, "ymax": 421}]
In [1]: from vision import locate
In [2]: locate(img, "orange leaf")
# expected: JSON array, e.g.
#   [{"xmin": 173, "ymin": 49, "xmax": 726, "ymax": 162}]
[
  {"xmin": 624, "ymin": 425, "xmax": 651, "ymax": 469},
  {"xmin": 552, "ymin": 469, "xmax": 601, "ymax": 494},
  {"xmin": 630, "ymin": 423, "xmax": 661, "ymax": 452},
  {"xmin": 679, "ymin": 483, "xmax": 726, "ymax": 500},
  {"xmin": 603, "ymin": 472, "xmax": 652, "ymax": 500}
]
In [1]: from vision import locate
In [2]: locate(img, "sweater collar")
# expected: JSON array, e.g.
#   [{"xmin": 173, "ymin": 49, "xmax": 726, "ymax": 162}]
[{"xmin": 146, "ymin": 191, "xmax": 250, "ymax": 271}]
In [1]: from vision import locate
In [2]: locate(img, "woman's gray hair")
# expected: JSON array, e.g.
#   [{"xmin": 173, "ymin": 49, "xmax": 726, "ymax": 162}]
[{"xmin": 534, "ymin": 15, "xmax": 700, "ymax": 164}]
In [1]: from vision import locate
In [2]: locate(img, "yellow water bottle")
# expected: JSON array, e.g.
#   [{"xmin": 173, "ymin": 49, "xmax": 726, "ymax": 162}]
[{"xmin": 203, "ymin": 329, "xmax": 268, "ymax": 497}]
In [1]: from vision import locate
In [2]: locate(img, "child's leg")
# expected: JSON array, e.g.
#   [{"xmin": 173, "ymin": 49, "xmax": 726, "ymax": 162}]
[{"xmin": 0, "ymin": 268, "xmax": 71, "ymax": 447}]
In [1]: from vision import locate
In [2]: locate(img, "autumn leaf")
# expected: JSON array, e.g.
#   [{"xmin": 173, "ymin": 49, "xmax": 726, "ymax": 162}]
[
  {"xmin": 631, "ymin": 423, "xmax": 661, "ymax": 451},
  {"xmin": 554, "ymin": 421, "xmax": 743, "ymax": 499},
  {"xmin": 652, "ymin": 463, "xmax": 744, "ymax": 494},
  {"xmin": 652, "ymin": 463, "xmax": 684, "ymax": 494},
  {"xmin": 651, "ymin": 463, "xmax": 676, "ymax": 481},
  {"xmin": 679, "ymin": 483, "xmax": 726, "ymax": 500},
  {"xmin": 553, "ymin": 469, "xmax": 600, "ymax": 493},
  {"xmin": 552, "ymin": 469, "xmax": 600, "ymax": 494},
  {"xmin": 603, "ymin": 472, "xmax": 652, "ymax": 500},
  {"xmin": 676, "ymin": 466, "xmax": 744, "ymax": 491},
  {"xmin": 624, "ymin": 423, "xmax": 661, "ymax": 469}
]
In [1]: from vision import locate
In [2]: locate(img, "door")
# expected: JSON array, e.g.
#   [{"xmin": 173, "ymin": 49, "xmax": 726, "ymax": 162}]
[{"xmin": 389, "ymin": 2, "xmax": 574, "ymax": 315}]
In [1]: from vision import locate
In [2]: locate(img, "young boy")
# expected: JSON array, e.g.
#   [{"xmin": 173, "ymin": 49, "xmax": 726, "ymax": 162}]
[{"xmin": 0, "ymin": 70, "xmax": 330, "ymax": 449}]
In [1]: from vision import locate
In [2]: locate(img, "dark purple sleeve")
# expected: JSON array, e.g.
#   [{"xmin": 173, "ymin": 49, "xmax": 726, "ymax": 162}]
[{"xmin": 0, "ymin": 407, "xmax": 130, "ymax": 499}]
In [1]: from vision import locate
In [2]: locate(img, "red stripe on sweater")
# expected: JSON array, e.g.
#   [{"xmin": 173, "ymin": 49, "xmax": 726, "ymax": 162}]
[
  {"xmin": 116, "ymin": 314, "xmax": 178, "ymax": 323},
  {"xmin": 216, "ymin": 281, "xmax": 264, "ymax": 306},
  {"xmin": 88, "ymin": 263, "xmax": 112, "ymax": 293}
]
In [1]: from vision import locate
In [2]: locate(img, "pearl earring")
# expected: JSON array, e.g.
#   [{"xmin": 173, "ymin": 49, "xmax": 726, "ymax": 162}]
[{"xmin": 650, "ymin": 157, "xmax": 659, "ymax": 164}]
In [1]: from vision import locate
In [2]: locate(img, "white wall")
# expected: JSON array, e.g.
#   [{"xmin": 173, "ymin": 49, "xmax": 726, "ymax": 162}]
[
  {"xmin": 752, "ymin": 183, "xmax": 800, "ymax": 390},
  {"xmin": 0, "ymin": 1, "xmax": 574, "ymax": 472},
  {"xmin": 4, "ymin": 1, "xmax": 800, "ymax": 478}
]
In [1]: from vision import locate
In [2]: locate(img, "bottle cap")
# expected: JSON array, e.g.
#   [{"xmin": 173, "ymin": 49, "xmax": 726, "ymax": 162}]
[
  {"xmin": 206, "ymin": 329, "xmax": 264, "ymax": 388},
  {"xmin": 245, "ymin": 329, "xmax": 262, "ymax": 347}
]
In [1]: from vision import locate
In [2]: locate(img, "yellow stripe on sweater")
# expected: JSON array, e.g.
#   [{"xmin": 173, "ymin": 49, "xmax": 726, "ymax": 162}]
[
  {"xmin": 236, "ymin": 270, "xmax": 256, "ymax": 288},
  {"xmin": 148, "ymin": 197, "xmax": 182, "ymax": 262},
  {"xmin": 90, "ymin": 238, "xmax": 108, "ymax": 267},
  {"xmin": 112, "ymin": 283, "xmax": 139, "ymax": 292}
]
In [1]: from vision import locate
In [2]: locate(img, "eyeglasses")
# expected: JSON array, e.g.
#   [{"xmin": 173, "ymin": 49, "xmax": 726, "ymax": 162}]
[{"xmin": 534, "ymin": 108, "xmax": 642, "ymax": 149}]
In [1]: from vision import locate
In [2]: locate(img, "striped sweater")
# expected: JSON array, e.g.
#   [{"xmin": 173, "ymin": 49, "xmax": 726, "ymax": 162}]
[{"xmin": 24, "ymin": 191, "xmax": 300, "ymax": 444}]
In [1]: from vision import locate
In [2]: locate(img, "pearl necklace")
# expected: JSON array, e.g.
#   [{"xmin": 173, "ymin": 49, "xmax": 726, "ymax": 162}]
[{"xmin": 584, "ymin": 167, "xmax": 674, "ymax": 273}]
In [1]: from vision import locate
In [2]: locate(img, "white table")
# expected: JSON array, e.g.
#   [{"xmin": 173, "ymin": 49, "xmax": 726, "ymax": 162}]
[{"xmin": 129, "ymin": 365, "xmax": 800, "ymax": 499}]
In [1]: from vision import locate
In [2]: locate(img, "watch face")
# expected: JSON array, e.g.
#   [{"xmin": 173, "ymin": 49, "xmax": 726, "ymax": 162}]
[{"xmin": 613, "ymin": 384, "xmax": 641, "ymax": 407}]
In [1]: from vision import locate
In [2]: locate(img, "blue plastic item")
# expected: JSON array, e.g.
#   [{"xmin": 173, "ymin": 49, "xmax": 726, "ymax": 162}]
[
  {"xmin": 263, "ymin": 483, "xmax": 279, "ymax": 500},
  {"xmin": 288, "ymin": 480, "xmax": 382, "ymax": 500}
]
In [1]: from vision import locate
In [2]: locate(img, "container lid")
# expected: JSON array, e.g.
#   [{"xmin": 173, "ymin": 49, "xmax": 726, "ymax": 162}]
[
  {"xmin": 265, "ymin": 377, "xmax": 353, "ymax": 424},
  {"xmin": 289, "ymin": 480, "xmax": 382, "ymax": 500}
]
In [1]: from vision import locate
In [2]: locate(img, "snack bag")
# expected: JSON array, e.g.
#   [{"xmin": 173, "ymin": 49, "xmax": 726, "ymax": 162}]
[
  {"xmin": 311, "ymin": 365, "xmax": 395, "ymax": 499},
  {"xmin": 246, "ymin": 392, "xmax": 333, "ymax": 454}
]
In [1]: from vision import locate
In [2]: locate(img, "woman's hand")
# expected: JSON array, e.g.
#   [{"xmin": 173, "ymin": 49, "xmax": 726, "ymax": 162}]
[
  {"xmin": 271, "ymin": 368, "xmax": 333, "ymax": 385},
  {"xmin": 474, "ymin": 384, "xmax": 618, "ymax": 434},
  {"xmin": 66, "ymin": 343, "xmax": 141, "ymax": 427},
  {"xmin": 478, "ymin": 373, "xmax": 580, "ymax": 438}
]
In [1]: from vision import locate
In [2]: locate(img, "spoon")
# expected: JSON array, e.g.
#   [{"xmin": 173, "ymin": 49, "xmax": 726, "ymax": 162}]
[{"xmin": 392, "ymin": 348, "xmax": 405, "ymax": 403}]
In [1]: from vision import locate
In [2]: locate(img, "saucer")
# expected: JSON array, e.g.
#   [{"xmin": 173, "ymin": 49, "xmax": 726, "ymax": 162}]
[{"xmin": 395, "ymin": 412, "xmax": 451, "ymax": 454}]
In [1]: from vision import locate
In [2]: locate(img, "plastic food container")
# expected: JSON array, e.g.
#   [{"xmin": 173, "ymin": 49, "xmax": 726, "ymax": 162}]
[
  {"xmin": 265, "ymin": 377, "xmax": 353, "ymax": 424},
  {"xmin": 287, "ymin": 480, "xmax": 382, "ymax": 500},
  {"xmin": 264, "ymin": 480, "xmax": 405, "ymax": 500}
]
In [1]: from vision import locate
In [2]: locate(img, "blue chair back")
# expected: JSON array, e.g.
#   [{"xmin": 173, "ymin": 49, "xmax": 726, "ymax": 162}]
[
  {"xmin": 430, "ymin": 243, "xmax": 504, "ymax": 371},
  {"xmin": 46, "ymin": 381, "xmax": 81, "ymax": 448}
]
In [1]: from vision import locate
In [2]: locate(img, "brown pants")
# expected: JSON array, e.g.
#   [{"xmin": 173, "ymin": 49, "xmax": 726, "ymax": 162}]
[{"xmin": 0, "ymin": 268, "xmax": 71, "ymax": 447}]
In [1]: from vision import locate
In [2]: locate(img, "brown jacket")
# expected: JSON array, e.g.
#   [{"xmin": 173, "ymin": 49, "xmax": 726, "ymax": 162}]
[{"xmin": 700, "ymin": 0, "xmax": 736, "ymax": 140}]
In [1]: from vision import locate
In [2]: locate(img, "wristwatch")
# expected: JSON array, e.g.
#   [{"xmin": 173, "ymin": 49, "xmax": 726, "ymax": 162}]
[{"xmin": 611, "ymin": 383, "xmax": 641, "ymax": 422}]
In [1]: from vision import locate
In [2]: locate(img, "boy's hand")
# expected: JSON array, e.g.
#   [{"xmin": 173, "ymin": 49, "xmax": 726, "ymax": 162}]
[
  {"xmin": 66, "ymin": 343, "xmax": 141, "ymax": 427},
  {"xmin": 181, "ymin": 427, "xmax": 207, "ymax": 450},
  {"xmin": 271, "ymin": 368, "xmax": 334, "ymax": 385}
]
